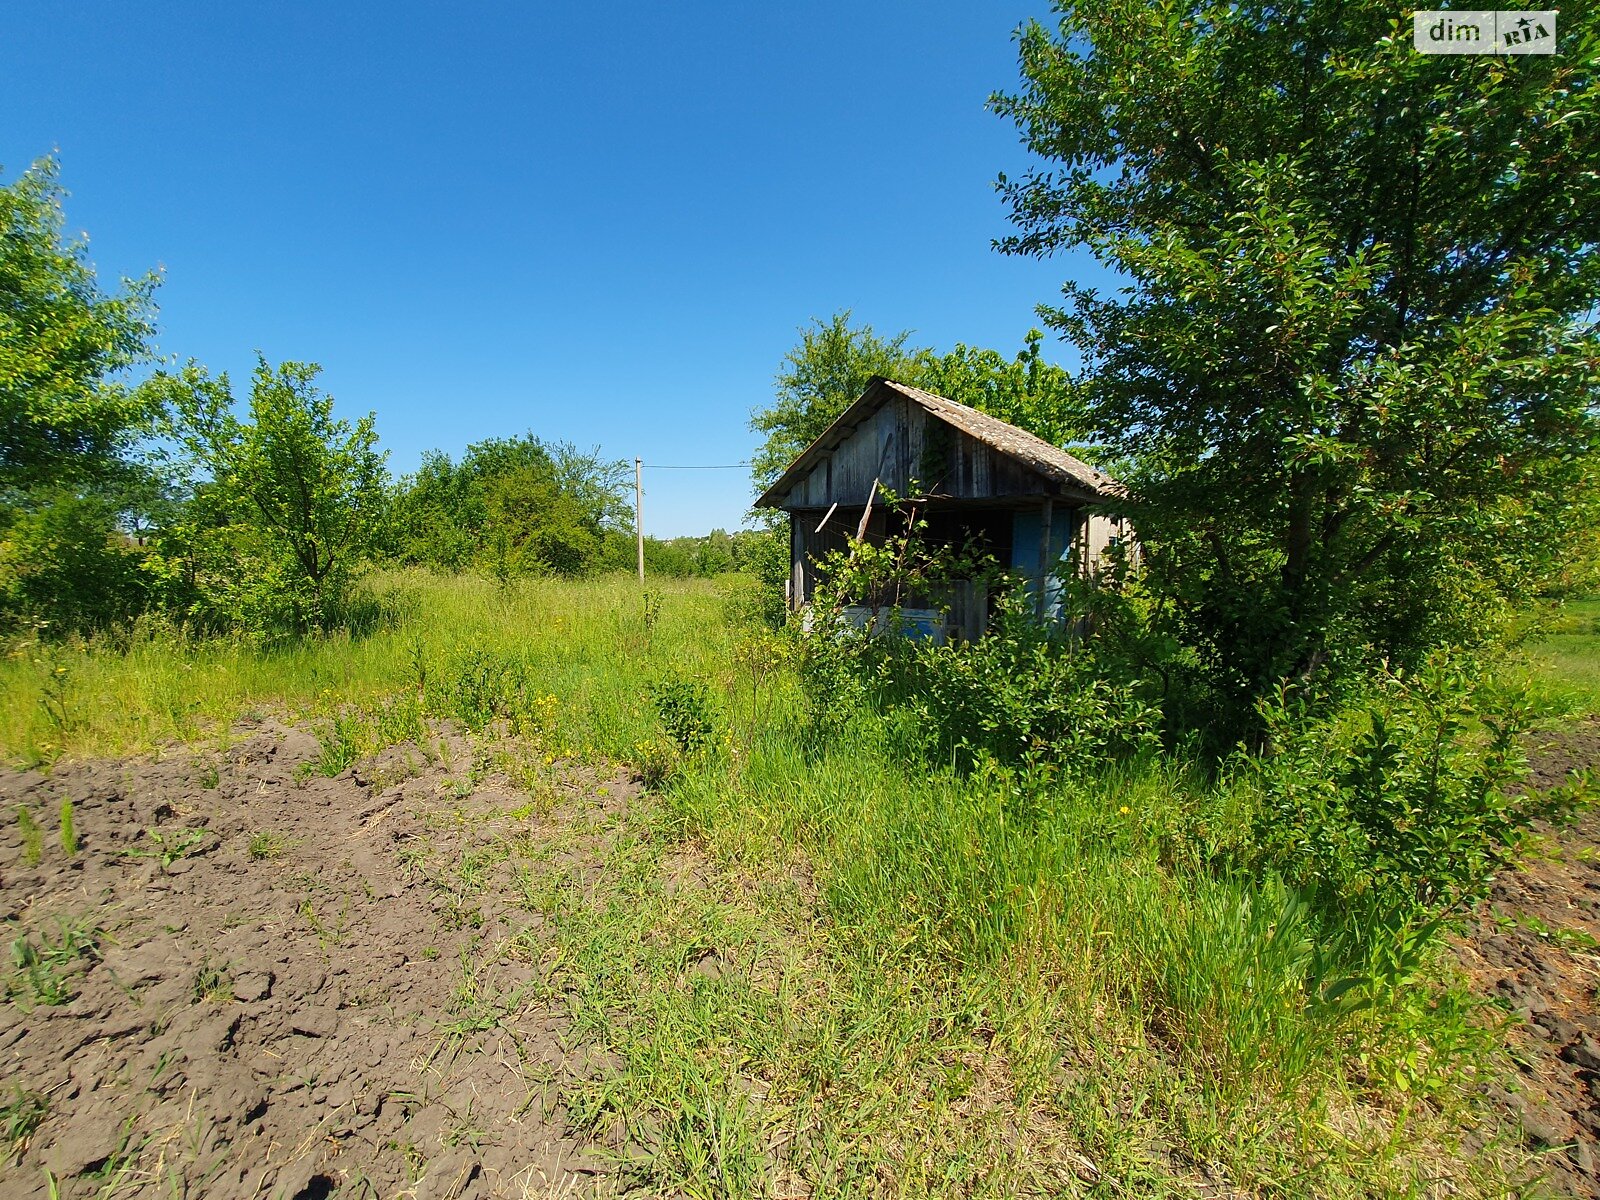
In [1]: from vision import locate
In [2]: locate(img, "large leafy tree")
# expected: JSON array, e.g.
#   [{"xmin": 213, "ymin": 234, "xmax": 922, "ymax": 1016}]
[
  {"xmin": 153, "ymin": 358, "xmax": 388, "ymax": 632},
  {"xmin": 994, "ymin": 1, "xmax": 1600, "ymax": 726},
  {"xmin": 0, "ymin": 157, "xmax": 158, "ymax": 494},
  {"xmin": 0, "ymin": 157, "xmax": 161, "ymax": 632}
]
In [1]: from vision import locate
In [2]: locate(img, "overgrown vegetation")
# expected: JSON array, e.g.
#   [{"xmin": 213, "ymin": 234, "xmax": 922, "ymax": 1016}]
[
  {"xmin": 4, "ymin": 2, "xmax": 1598, "ymax": 1195},
  {"xmin": 1, "ymin": 569, "xmax": 1591, "ymax": 1194}
]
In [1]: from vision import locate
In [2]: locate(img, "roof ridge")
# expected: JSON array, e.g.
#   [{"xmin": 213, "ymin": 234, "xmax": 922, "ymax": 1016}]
[
  {"xmin": 876, "ymin": 379, "xmax": 1117, "ymax": 495},
  {"xmin": 755, "ymin": 376, "xmax": 1122, "ymax": 507}
]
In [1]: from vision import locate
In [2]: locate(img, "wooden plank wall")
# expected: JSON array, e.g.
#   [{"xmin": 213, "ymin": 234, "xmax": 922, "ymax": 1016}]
[{"xmin": 780, "ymin": 397, "xmax": 1059, "ymax": 508}]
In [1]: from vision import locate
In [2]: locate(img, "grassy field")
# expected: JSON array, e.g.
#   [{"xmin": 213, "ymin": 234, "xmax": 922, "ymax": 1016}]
[
  {"xmin": 1523, "ymin": 596, "xmax": 1600, "ymax": 718},
  {"xmin": 4, "ymin": 571, "xmax": 1583, "ymax": 1197}
]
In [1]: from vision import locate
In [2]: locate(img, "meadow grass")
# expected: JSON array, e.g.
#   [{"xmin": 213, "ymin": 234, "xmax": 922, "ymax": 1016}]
[
  {"xmin": 1, "ymin": 570, "xmax": 1569, "ymax": 1196},
  {"xmin": 1521, "ymin": 595, "xmax": 1600, "ymax": 718},
  {"xmin": 0, "ymin": 571, "xmax": 729, "ymax": 766}
]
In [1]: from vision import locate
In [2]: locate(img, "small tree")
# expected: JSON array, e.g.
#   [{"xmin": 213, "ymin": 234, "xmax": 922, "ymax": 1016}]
[
  {"xmin": 0, "ymin": 157, "xmax": 158, "ymax": 494},
  {"xmin": 155, "ymin": 358, "xmax": 387, "ymax": 632}
]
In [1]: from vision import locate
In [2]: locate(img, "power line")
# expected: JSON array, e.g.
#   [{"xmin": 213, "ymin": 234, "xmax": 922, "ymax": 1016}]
[{"xmin": 641, "ymin": 462, "xmax": 751, "ymax": 470}]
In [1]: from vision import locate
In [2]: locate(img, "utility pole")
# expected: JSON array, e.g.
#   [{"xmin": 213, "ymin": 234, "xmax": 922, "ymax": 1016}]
[{"xmin": 634, "ymin": 457, "xmax": 644, "ymax": 586}]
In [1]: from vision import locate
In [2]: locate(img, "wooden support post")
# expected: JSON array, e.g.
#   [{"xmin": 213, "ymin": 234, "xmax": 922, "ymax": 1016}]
[
  {"xmin": 634, "ymin": 458, "xmax": 644, "ymax": 586},
  {"xmin": 1037, "ymin": 498, "xmax": 1053, "ymax": 621},
  {"xmin": 790, "ymin": 517, "xmax": 804, "ymax": 610}
]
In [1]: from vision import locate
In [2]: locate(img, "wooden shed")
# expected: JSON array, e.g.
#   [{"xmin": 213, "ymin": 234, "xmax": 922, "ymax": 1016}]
[{"xmin": 755, "ymin": 377, "xmax": 1130, "ymax": 641}]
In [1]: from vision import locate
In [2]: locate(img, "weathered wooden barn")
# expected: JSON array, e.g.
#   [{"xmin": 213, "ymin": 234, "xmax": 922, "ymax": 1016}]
[{"xmin": 755, "ymin": 377, "xmax": 1130, "ymax": 640}]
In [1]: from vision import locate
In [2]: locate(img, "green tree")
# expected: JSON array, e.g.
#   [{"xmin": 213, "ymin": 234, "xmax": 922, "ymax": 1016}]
[
  {"xmin": 914, "ymin": 330, "xmax": 1093, "ymax": 454},
  {"xmin": 0, "ymin": 491, "xmax": 146, "ymax": 632},
  {"xmin": 390, "ymin": 434, "xmax": 627, "ymax": 577},
  {"xmin": 751, "ymin": 312, "xmax": 920, "ymax": 490},
  {"xmin": 153, "ymin": 358, "xmax": 388, "ymax": 632},
  {"xmin": 994, "ymin": 1, "xmax": 1600, "ymax": 732},
  {"xmin": 0, "ymin": 157, "xmax": 159, "ymax": 494},
  {"xmin": 751, "ymin": 314, "xmax": 1096, "ymax": 492}
]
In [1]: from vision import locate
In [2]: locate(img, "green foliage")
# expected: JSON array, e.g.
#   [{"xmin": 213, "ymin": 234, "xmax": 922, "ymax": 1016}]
[
  {"xmin": 751, "ymin": 311, "xmax": 920, "ymax": 490},
  {"xmin": 57, "ymin": 799, "xmax": 76, "ymax": 857},
  {"xmin": 884, "ymin": 603, "xmax": 1163, "ymax": 771},
  {"xmin": 0, "ymin": 491, "xmax": 146, "ymax": 633},
  {"xmin": 4, "ymin": 919, "xmax": 99, "ymax": 1010},
  {"xmin": 0, "ymin": 158, "xmax": 164, "ymax": 635},
  {"xmin": 750, "ymin": 313, "xmax": 1098, "ymax": 493},
  {"xmin": 798, "ymin": 515, "xmax": 1159, "ymax": 770},
  {"xmin": 247, "ymin": 831, "xmax": 293, "ymax": 861},
  {"xmin": 440, "ymin": 646, "xmax": 522, "ymax": 732},
  {"xmin": 0, "ymin": 157, "xmax": 158, "ymax": 494},
  {"xmin": 14, "ymin": 806, "xmax": 42, "ymax": 867},
  {"xmin": 390, "ymin": 435, "xmax": 628, "ymax": 578},
  {"xmin": 312, "ymin": 710, "xmax": 367, "ymax": 777},
  {"xmin": 649, "ymin": 678, "xmax": 717, "ymax": 754},
  {"xmin": 150, "ymin": 356, "xmax": 389, "ymax": 634},
  {"xmin": 635, "ymin": 527, "xmax": 781, "ymax": 583},
  {"xmin": 994, "ymin": 1, "xmax": 1600, "ymax": 740},
  {"xmin": 1251, "ymin": 657, "xmax": 1588, "ymax": 933},
  {"xmin": 913, "ymin": 329, "xmax": 1093, "ymax": 454},
  {"xmin": 123, "ymin": 826, "xmax": 210, "ymax": 872},
  {"xmin": 2, "ymin": 1085, "xmax": 48, "ymax": 1162}
]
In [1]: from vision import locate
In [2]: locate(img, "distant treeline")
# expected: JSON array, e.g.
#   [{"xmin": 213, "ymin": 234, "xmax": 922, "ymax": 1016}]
[
  {"xmin": 0, "ymin": 157, "xmax": 785, "ymax": 640},
  {"xmin": 384, "ymin": 432, "xmax": 778, "ymax": 581}
]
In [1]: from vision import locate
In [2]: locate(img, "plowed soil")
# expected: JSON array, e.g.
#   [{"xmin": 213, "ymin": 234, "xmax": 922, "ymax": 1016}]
[
  {"xmin": 1456, "ymin": 721, "xmax": 1600, "ymax": 1198},
  {"xmin": 6, "ymin": 715, "xmax": 1600, "ymax": 1199},
  {"xmin": 0, "ymin": 718, "xmax": 637, "ymax": 1199}
]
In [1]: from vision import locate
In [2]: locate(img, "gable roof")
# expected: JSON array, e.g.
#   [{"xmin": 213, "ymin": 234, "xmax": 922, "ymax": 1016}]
[{"xmin": 755, "ymin": 377, "xmax": 1119, "ymax": 509}]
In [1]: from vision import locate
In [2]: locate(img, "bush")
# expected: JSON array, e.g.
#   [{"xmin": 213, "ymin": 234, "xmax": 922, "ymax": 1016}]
[
  {"xmin": 1248, "ymin": 654, "xmax": 1591, "ymax": 948},
  {"xmin": 440, "ymin": 646, "xmax": 523, "ymax": 732},
  {"xmin": 798, "ymin": 584, "xmax": 1161, "ymax": 772},
  {"xmin": 648, "ymin": 678, "xmax": 717, "ymax": 754},
  {"xmin": 0, "ymin": 493, "xmax": 147, "ymax": 634}
]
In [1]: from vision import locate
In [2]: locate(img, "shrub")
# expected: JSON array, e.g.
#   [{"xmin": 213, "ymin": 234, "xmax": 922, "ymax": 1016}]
[
  {"xmin": 797, "ymin": 584, "xmax": 1161, "ymax": 772},
  {"xmin": 0, "ymin": 493, "xmax": 147, "ymax": 634},
  {"xmin": 648, "ymin": 678, "xmax": 717, "ymax": 755},
  {"xmin": 440, "ymin": 646, "xmax": 524, "ymax": 732},
  {"xmin": 1249, "ymin": 653, "xmax": 1592, "ymax": 952}
]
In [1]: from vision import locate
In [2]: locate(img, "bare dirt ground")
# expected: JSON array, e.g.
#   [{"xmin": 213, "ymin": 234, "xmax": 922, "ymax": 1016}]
[
  {"xmin": 0, "ymin": 717, "xmax": 638, "ymax": 1200},
  {"xmin": 1456, "ymin": 721, "xmax": 1600, "ymax": 1198},
  {"xmin": 7, "ymin": 714, "xmax": 1600, "ymax": 1200}
]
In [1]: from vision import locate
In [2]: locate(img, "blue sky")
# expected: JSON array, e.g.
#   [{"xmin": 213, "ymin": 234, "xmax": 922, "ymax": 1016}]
[{"xmin": 2, "ymin": 2, "xmax": 1106, "ymax": 536}]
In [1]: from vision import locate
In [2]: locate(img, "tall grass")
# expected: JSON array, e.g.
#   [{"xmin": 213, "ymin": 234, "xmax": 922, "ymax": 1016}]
[
  {"xmin": 0, "ymin": 570, "xmax": 1543, "ymax": 1196},
  {"xmin": 1521, "ymin": 596, "xmax": 1600, "ymax": 717},
  {"xmin": 0, "ymin": 571, "xmax": 727, "ymax": 766}
]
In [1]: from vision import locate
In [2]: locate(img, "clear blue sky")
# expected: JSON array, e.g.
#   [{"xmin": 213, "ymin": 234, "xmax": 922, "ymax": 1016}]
[{"xmin": 2, "ymin": 2, "xmax": 1107, "ymax": 536}]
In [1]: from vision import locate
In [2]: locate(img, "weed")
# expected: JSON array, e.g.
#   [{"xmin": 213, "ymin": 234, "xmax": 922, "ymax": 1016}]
[
  {"xmin": 5, "ymin": 918, "xmax": 100, "ymax": 1009},
  {"xmin": 648, "ymin": 678, "xmax": 716, "ymax": 755},
  {"xmin": 16, "ymin": 806, "xmax": 42, "ymax": 867},
  {"xmin": 191, "ymin": 959, "xmax": 231, "ymax": 1003},
  {"xmin": 2, "ymin": 1086, "xmax": 48, "ymax": 1162},
  {"xmin": 299, "ymin": 896, "xmax": 350, "ymax": 950},
  {"xmin": 36, "ymin": 658, "xmax": 71, "ymax": 733},
  {"xmin": 200, "ymin": 762, "xmax": 220, "ymax": 789},
  {"xmin": 123, "ymin": 826, "xmax": 210, "ymax": 872},
  {"xmin": 247, "ymin": 831, "xmax": 293, "ymax": 861},
  {"xmin": 314, "ymin": 710, "xmax": 367, "ymax": 777},
  {"xmin": 57, "ymin": 799, "xmax": 76, "ymax": 857}
]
